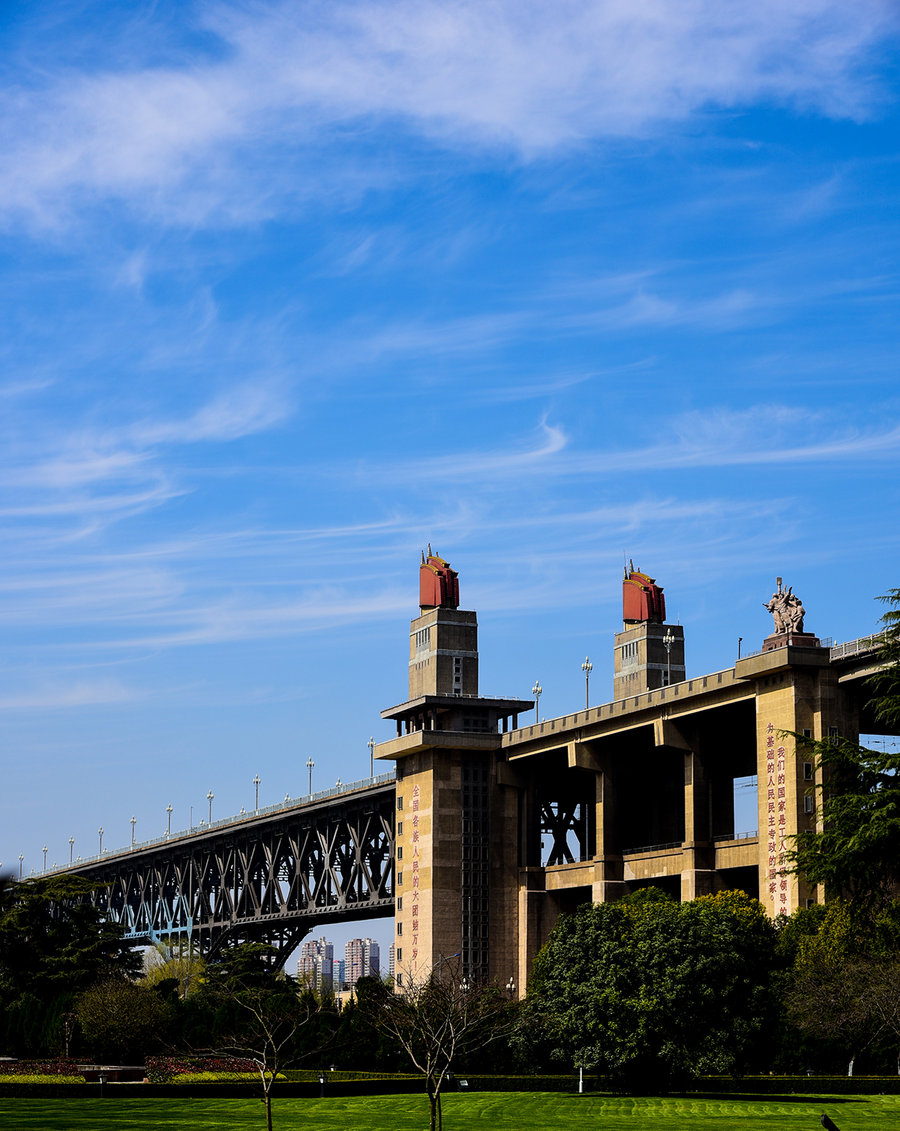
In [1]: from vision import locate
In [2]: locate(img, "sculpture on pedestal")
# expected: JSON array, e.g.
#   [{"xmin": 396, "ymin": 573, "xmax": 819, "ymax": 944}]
[{"xmin": 764, "ymin": 577, "xmax": 805, "ymax": 635}]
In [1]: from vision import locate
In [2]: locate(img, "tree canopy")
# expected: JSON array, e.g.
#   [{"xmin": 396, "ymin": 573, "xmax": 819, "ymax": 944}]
[
  {"xmin": 790, "ymin": 588, "xmax": 900, "ymax": 916},
  {"xmin": 0, "ymin": 874, "xmax": 140, "ymax": 1056},
  {"xmin": 526, "ymin": 890, "xmax": 778, "ymax": 1087}
]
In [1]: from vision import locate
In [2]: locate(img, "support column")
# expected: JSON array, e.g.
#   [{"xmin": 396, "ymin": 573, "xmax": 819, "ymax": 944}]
[{"xmin": 681, "ymin": 748, "xmax": 714, "ymax": 900}]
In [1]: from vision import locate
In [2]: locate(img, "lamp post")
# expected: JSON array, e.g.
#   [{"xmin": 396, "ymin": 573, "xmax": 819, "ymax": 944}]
[
  {"xmin": 207, "ymin": 790, "xmax": 214, "ymax": 825},
  {"xmin": 663, "ymin": 628, "xmax": 675, "ymax": 686},
  {"xmin": 42, "ymin": 845, "xmax": 48, "ymax": 872},
  {"xmin": 98, "ymin": 827, "xmax": 104, "ymax": 854},
  {"xmin": 506, "ymin": 976, "xmax": 516, "ymax": 1000},
  {"xmin": 68, "ymin": 836, "xmax": 74, "ymax": 863},
  {"xmin": 284, "ymin": 793, "xmax": 291, "ymax": 807},
  {"xmin": 130, "ymin": 816, "xmax": 136, "ymax": 845},
  {"xmin": 737, "ymin": 636, "xmax": 743, "ymax": 660},
  {"xmin": 166, "ymin": 804, "xmax": 173, "ymax": 837},
  {"xmin": 368, "ymin": 736, "xmax": 375, "ymax": 781},
  {"xmin": 306, "ymin": 757, "xmax": 315, "ymax": 797},
  {"xmin": 532, "ymin": 680, "xmax": 542, "ymax": 723},
  {"xmin": 434, "ymin": 952, "xmax": 461, "ymax": 983},
  {"xmin": 253, "ymin": 774, "xmax": 261, "ymax": 812},
  {"xmin": 18, "ymin": 854, "xmax": 23, "ymax": 879},
  {"xmin": 335, "ymin": 778, "xmax": 342, "ymax": 792},
  {"xmin": 582, "ymin": 657, "xmax": 592, "ymax": 710}
]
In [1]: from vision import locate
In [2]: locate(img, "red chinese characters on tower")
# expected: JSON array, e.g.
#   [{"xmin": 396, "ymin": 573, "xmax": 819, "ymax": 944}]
[
  {"xmin": 411, "ymin": 784, "xmax": 421, "ymax": 961},
  {"xmin": 764, "ymin": 721, "xmax": 789, "ymax": 911}
]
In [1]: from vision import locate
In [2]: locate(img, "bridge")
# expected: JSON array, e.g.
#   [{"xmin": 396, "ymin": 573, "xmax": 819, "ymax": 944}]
[
  {"xmin": 43, "ymin": 554, "xmax": 895, "ymax": 987},
  {"xmin": 57, "ymin": 773, "xmax": 396, "ymax": 965}
]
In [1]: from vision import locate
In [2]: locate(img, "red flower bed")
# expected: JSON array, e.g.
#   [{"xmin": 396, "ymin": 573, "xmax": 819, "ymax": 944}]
[
  {"xmin": 0, "ymin": 1060, "xmax": 80, "ymax": 1077},
  {"xmin": 146, "ymin": 1056, "xmax": 258, "ymax": 1083}
]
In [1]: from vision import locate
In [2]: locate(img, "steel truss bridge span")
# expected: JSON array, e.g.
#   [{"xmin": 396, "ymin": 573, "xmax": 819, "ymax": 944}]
[{"xmin": 65, "ymin": 778, "xmax": 396, "ymax": 965}]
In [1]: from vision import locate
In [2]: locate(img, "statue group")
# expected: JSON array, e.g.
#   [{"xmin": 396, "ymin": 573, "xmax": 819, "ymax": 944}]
[{"xmin": 764, "ymin": 577, "xmax": 805, "ymax": 635}]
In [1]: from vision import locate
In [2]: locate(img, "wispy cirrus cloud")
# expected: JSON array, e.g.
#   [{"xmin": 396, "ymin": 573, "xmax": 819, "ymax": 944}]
[
  {"xmin": 0, "ymin": 680, "xmax": 137, "ymax": 711},
  {"xmin": 347, "ymin": 406, "xmax": 900, "ymax": 487},
  {"xmin": 0, "ymin": 379, "xmax": 291, "ymax": 539},
  {"xmin": 1, "ymin": 0, "xmax": 896, "ymax": 229}
]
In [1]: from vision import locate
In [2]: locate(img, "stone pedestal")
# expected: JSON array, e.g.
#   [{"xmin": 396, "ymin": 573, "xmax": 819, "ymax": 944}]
[{"xmin": 762, "ymin": 632, "xmax": 821, "ymax": 653}]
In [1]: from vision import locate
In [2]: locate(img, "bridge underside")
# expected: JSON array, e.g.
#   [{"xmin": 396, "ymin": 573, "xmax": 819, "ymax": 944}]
[{"xmin": 67, "ymin": 783, "xmax": 395, "ymax": 967}]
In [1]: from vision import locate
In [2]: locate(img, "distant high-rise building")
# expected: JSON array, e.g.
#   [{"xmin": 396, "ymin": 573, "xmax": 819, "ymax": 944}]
[
  {"xmin": 298, "ymin": 936, "xmax": 333, "ymax": 992},
  {"xmin": 334, "ymin": 958, "xmax": 346, "ymax": 989},
  {"xmin": 345, "ymin": 937, "xmax": 380, "ymax": 986},
  {"xmin": 388, "ymin": 944, "xmax": 395, "ymax": 979}
]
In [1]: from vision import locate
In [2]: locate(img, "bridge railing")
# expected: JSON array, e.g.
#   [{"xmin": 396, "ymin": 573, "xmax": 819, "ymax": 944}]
[
  {"xmin": 830, "ymin": 631, "xmax": 886, "ymax": 661},
  {"xmin": 44, "ymin": 770, "xmax": 396, "ymax": 876}
]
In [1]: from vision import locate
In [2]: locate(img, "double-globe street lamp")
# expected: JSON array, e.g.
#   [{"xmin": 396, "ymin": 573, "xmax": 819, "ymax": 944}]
[{"xmin": 582, "ymin": 657, "xmax": 592, "ymax": 710}]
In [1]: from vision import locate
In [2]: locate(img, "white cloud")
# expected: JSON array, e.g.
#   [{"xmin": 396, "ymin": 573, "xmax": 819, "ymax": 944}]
[
  {"xmin": 130, "ymin": 380, "xmax": 291, "ymax": 445},
  {"xmin": 0, "ymin": 680, "xmax": 136, "ymax": 711},
  {"xmin": 0, "ymin": 0, "xmax": 896, "ymax": 228}
]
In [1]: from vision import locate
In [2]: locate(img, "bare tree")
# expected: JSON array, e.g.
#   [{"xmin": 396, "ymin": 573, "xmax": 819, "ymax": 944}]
[
  {"xmin": 863, "ymin": 959, "xmax": 900, "ymax": 1075},
  {"xmin": 203, "ymin": 943, "xmax": 320, "ymax": 1131},
  {"xmin": 359, "ymin": 960, "xmax": 512, "ymax": 1131},
  {"xmin": 786, "ymin": 956, "xmax": 885, "ymax": 1076}
]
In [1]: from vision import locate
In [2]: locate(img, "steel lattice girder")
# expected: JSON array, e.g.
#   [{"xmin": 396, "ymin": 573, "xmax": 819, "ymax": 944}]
[{"xmin": 68, "ymin": 783, "xmax": 395, "ymax": 956}]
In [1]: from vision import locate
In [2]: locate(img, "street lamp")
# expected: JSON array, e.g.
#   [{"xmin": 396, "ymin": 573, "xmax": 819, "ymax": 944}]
[
  {"xmin": 532, "ymin": 680, "xmax": 542, "ymax": 723},
  {"xmin": 166, "ymin": 804, "xmax": 173, "ymax": 837},
  {"xmin": 130, "ymin": 816, "xmax": 136, "ymax": 845},
  {"xmin": 68, "ymin": 836, "xmax": 75, "ymax": 863},
  {"xmin": 663, "ymin": 628, "xmax": 675, "ymax": 686},
  {"xmin": 335, "ymin": 778, "xmax": 342, "ymax": 791},
  {"xmin": 506, "ymin": 977, "xmax": 516, "ymax": 999},
  {"xmin": 42, "ymin": 845, "xmax": 48, "ymax": 872},
  {"xmin": 306, "ymin": 757, "xmax": 315, "ymax": 797},
  {"xmin": 284, "ymin": 793, "xmax": 291, "ymax": 806},
  {"xmin": 582, "ymin": 657, "xmax": 592, "ymax": 710},
  {"xmin": 207, "ymin": 790, "xmax": 214, "ymax": 824},
  {"xmin": 253, "ymin": 774, "xmax": 261, "ymax": 812},
  {"xmin": 98, "ymin": 827, "xmax": 104, "ymax": 854},
  {"xmin": 368, "ymin": 736, "xmax": 375, "ymax": 780},
  {"xmin": 18, "ymin": 854, "xmax": 23, "ymax": 878}
]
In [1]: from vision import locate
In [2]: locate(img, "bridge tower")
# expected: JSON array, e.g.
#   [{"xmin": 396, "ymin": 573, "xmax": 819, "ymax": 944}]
[
  {"xmin": 613, "ymin": 563, "xmax": 685, "ymax": 699},
  {"xmin": 376, "ymin": 550, "xmax": 531, "ymax": 988}
]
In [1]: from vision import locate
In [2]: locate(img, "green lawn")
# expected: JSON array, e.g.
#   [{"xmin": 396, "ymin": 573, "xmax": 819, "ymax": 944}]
[{"xmin": 0, "ymin": 1091, "xmax": 896, "ymax": 1131}]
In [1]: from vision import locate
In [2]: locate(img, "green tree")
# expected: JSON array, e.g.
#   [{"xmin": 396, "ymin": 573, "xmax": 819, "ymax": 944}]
[
  {"xmin": 526, "ymin": 890, "xmax": 778, "ymax": 1087},
  {"xmin": 143, "ymin": 937, "xmax": 205, "ymax": 1000},
  {"xmin": 783, "ymin": 899, "xmax": 900, "ymax": 1075},
  {"xmin": 0, "ymin": 875, "xmax": 140, "ymax": 1056},
  {"xmin": 790, "ymin": 589, "xmax": 900, "ymax": 916},
  {"xmin": 76, "ymin": 977, "xmax": 170, "ymax": 1062},
  {"xmin": 867, "ymin": 587, "xmax": 900, "ymax": 729}
]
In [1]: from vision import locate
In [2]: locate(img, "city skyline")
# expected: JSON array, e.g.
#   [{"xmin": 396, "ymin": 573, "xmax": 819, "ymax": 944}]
[
  {"xmin": 2, "ymin": 0, "xmax": 899, "ymax": 925},
  {"xmin": 299, "ymin": 935, "xmax": 382, "ymax": 991}
]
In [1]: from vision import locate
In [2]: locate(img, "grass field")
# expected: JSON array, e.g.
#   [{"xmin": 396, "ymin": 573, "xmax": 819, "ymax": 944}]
[{"xmin": 0, "ymin": 1092, "xmax": 897, "ymax": 1131}]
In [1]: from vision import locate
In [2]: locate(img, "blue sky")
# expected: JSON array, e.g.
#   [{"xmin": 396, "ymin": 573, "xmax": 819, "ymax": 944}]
[{"xmin": 2, "ymin": 1, "xmax": 899, "ymax": 953}]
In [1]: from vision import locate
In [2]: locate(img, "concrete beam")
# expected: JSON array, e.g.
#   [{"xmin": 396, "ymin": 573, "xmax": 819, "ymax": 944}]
[
  {"xmin": 653, "ymin": 717, "xmax": 692, "ymax": 750},
  {"xmin": 567, "ymin": 741, "xmax": 602, "ymax": 770}
]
